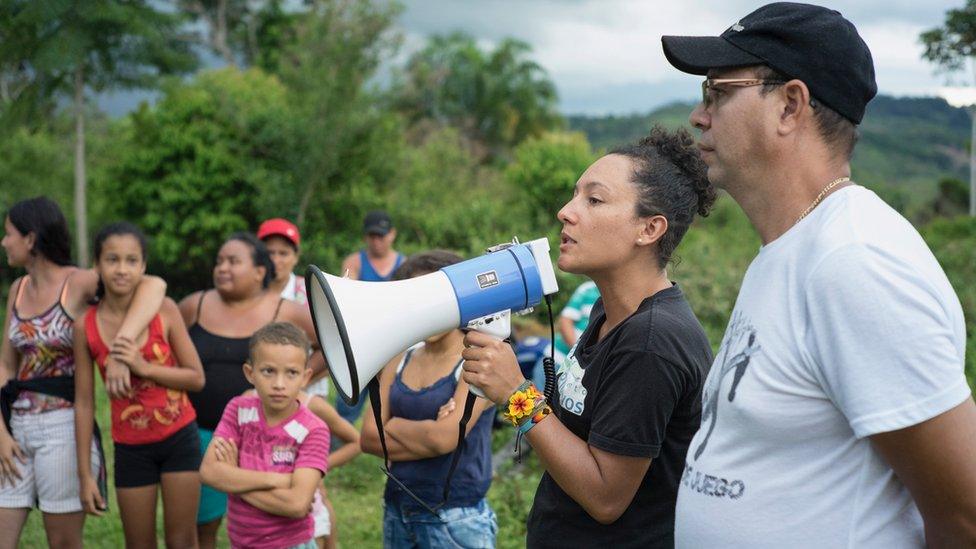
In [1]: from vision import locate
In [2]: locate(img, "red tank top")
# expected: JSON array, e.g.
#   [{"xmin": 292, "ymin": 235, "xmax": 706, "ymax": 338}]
[{"xmin": 84, "ymin": 306, "xmax": 196, "ymax": 444}]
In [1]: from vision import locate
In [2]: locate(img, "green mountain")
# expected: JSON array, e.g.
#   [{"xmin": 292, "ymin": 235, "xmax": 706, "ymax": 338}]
[{"xmin": 568, "ymin": 95, "xmax": 971, "ymax": 211}]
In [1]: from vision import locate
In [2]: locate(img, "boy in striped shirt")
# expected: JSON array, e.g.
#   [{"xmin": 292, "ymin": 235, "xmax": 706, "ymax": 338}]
[{"xmin": 200, "ymin": 322, "xmax": 330, "ymax": 549}]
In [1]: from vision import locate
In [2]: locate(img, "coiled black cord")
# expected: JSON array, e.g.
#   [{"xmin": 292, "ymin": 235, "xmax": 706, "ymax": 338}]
[{"xmin": 543, "ymin": 294, "xmax": 556, "ymax": 404}]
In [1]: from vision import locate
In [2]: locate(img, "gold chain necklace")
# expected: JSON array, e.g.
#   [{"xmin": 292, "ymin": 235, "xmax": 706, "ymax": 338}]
[{"xmin": 795, "ymin": 176, "xmax": 851, "ymax": 225}]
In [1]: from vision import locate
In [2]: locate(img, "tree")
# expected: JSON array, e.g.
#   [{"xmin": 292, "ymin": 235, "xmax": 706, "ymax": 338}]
[
  {"xmin": 179, "ymin": 0, "xmax": 304, "ymax": 70},
  {"xmin": 933, "ymin": 177, "xmax": 970, "ymax": 217},
  {"xmin": 395, "ymin": 32, "xmax": 562, "ymax": 161},
  {"xmin": 505, "ymin": 131, "xmax": 594, "ymax": 228},
  {"xmin": 0, "ymin": 1, "xmax": 196, "ymax": 265},
  {"xmin": 105, "ymin": 68, "xmax": 296, "ymax": 295},
  {"xmin": 388, "ymin": 127, "xmax": 525, "ymax": 253},
  {"xmin": 921, "ymin": 1, "xmax": 976, "ymax": 216},
  {"xmin": 274, "ymin": 0, "xmax": 403, "ymax": 228}
]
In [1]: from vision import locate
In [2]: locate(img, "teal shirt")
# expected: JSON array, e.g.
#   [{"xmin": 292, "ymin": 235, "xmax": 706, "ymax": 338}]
[{"xmin": 554, "ymin": 281, "xmax": 601, "ymax": 355}]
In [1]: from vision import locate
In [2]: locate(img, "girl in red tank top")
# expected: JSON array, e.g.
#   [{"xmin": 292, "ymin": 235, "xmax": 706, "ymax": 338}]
[{"xmin": 73, "ymin": 223, "xmax": 205, "ymax": 547}]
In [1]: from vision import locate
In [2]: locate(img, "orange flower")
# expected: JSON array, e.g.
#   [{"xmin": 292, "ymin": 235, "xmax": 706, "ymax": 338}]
[{"xmin": 507, "ymin": 390, "xmax": 533, "ymax": 419}]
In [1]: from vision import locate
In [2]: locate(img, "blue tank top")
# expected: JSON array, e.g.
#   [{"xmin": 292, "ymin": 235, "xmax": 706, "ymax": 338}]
[
  {"xmin": 383, "ymin": 346, "xmax": 494, "ymax": 510},
  {"xmin": 358, "ymin": 249, "xmax": 404, "ymax": 281}
]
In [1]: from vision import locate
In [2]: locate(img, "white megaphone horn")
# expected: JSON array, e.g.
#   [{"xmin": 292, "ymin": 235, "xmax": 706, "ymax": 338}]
[{"xmin": 306, "ymin": 237, "xmax": 559, "ymax": 405}]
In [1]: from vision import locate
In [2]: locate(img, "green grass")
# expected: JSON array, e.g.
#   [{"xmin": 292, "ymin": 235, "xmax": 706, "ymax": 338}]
[
  {"xmin": 18, "ymin": 376, "xmax": 231, "ymax": 548},
  {"xmin": 18, "ymin": 381, "xmax": 543, "ymax": 547}
]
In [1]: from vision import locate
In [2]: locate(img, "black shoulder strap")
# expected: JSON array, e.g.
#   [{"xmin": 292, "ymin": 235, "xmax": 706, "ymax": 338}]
[
  {"xmin": 271, "ymin": 297, "xmax": 285, "ymax": 321},
  {"xmin": 194, "ymin": 291, "xmax": 206, "ymax": 325},
  {"xmin": 442, "ymin": 390, "xmax": 477, "ymax": 504},
  {"xmin": 367, "ymin": 378, "xmax": 441, "ymax": 517}
]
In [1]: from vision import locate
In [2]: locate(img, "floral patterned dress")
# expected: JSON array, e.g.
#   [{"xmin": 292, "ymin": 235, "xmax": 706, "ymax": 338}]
[{"xmin": 7, "ymin": 275, "xmax": 75, "ymax": 414}]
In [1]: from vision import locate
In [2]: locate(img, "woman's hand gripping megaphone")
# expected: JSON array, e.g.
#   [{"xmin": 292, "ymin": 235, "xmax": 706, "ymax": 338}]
[{"xmin": 460, "ymin": 330, "xmax": 526, "ymax": 405}]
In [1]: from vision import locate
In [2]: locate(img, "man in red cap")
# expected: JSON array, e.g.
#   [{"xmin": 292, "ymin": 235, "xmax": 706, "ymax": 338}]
[{"xmin": 257, "ymin": 218, "xmax": 307, "ymax": 304}]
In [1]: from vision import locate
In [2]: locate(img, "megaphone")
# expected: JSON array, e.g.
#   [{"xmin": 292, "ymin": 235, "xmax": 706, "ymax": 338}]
[{"xmin": 306, "ymin": 237, "xmax": 559, "ymax": 405}]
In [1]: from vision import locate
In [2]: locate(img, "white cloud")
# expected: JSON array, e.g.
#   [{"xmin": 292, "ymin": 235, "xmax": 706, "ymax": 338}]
[
  {"xmin": 940, "ymin": 87, "xmax": 976, "ymax": 107},
  {"xmin": 396, "ymin": 0, "xmax": 973, "ymax": 113}
]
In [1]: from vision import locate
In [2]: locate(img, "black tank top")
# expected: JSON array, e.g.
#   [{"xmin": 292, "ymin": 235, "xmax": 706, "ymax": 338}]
[{"xmin": 187, "ymin": 291, "xmax": 282, "ymax": 431}]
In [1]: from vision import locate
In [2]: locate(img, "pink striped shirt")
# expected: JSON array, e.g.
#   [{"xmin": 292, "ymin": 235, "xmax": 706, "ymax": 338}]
[{"xmin": 215, "ymin": 395, "xmax": 330, "ymax": 549}]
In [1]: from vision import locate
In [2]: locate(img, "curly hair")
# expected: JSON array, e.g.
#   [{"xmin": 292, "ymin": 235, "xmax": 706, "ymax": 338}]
[{"xmin": 610, "ymin": 125, "xmax": 716, "ymax": 269}]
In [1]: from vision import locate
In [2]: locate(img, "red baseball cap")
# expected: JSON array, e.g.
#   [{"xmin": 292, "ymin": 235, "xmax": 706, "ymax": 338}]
[{"xmin": 257, "ymin": 218, "xmax": 301, "ymax": 247}]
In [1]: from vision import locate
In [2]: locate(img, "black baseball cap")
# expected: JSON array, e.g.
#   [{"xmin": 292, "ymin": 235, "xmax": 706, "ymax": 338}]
[
  {"xmin": 661, "ymin": 2, "xmax": 877, "ymax": 124},
  {"xmin": 363, "ymin": 210, "xmax": 393, "ymax": 235}
]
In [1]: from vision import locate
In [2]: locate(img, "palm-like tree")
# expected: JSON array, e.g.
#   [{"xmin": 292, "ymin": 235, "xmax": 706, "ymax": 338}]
[{"xmin": 396, "ymin": 32, "xmax": 561, "ymax": 161}]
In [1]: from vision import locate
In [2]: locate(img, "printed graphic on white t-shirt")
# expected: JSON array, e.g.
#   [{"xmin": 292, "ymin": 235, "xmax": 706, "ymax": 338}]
[
  {"xmin": 693, "ymin": 311, "xmax": 761, "ymax": 461},
  {"xmin": 557, "ymin": 342, "xmax": 587, "ymax": 416}
]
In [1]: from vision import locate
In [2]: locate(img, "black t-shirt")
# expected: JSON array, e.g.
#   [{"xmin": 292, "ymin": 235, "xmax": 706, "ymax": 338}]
[{"xmin": 526, "ymin": 284, "xmax": 712, "ymax": 549}]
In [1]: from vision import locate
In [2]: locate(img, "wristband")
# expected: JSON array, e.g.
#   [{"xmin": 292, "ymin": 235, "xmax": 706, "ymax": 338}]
[
  {"xmin": 517, "ymin": 403, "xmax": 552, "ymax": 436},
  {"xmin": 502, "ymin": 381, "xmax": 545, "ymax": 427}
]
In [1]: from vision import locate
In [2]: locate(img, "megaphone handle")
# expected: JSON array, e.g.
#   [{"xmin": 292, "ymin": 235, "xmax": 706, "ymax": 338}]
[{"xmin": 466, "ymin": 311, "xmax": 511, "ymax": 399}]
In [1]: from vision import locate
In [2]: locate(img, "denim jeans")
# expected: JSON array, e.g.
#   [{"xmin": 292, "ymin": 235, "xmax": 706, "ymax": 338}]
[
  {"xmin": 383, "ymin": 498, "xmax": 497, "ymax": 549},
  {"xmin": 336, "ymin": 396, "xmax": 368, "ymax": 427}
]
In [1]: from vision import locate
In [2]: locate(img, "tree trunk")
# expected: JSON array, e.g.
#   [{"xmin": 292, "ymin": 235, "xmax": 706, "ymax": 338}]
[
  {"xmin": 245, "ymin": 5, "xmax": 260, "ymax": 67},
  {"xmin": 296, "ymin": 179, "xmax": 315, "ymax": 229},
  {"xmin": 215, "ymin": 0, "xmax": 235, "ymax": 65},
  {"xmin": 74, "ymin": 66, "xmax": 89, "ymax": 267}
]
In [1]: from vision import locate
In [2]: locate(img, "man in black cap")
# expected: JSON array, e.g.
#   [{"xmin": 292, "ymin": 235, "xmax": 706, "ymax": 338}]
[
  {"xmin": 332, "ymin": 210, "xmax": 406, "ymax": 426},
  {"xmin": 662, "ymin": 3, "xmax": 976, "ymax": 547},
  {"xmin": 341, "ymin": 210, "xmax": 404, "ymax": 282}
]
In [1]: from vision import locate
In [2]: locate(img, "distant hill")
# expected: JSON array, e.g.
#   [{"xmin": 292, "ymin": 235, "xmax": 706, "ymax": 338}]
[{"xmin": 568, "ymin": 95, "xmax": 970, "ymax": 210}]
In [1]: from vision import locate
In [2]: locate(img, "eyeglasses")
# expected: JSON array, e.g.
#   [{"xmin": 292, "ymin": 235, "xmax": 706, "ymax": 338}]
[{"xmin": 701, "ymin": 78, "xmax": 785, "ymax": 108}]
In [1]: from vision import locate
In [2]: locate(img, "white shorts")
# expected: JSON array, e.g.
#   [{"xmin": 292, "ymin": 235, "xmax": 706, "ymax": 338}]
[
  {"xmin": 305, "ymin": 376, "xmax": 331, "ymax": 399},
  {"xmin": 312, "ymin": 489, "xmax": 331, "ymax": 537},
  {"xmin": 0, "ymin": 408, "xmax": 100, "ymax": 513}
]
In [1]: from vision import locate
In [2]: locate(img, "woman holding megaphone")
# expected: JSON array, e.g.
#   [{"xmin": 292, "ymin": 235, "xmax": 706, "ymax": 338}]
[{"xmin": 461, "ymin": 126, "xmax": 716, "ymax": 548}]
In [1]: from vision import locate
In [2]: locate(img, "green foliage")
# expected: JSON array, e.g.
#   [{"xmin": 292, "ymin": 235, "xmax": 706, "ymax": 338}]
[
  {"xmin": 921, "ymin": 0, "xmax": 976, "ymax": 74},
  {"xmin": 395, "ymin": 32, "xmax": 562, "ymax": 160},
  {"xmin": 567, "ymin": 102, "xmax": 694, "ymax": 151},
  {"xmin": 0, "ymin": 0, "xmax": 196, "ymax": 125},
  {"xmin": 387, "ymin": 128, "xmax": 525, "ymax": 253},
  {"xmin": 103, "ymin": 68, "xmax": 296, "ymax": 295},
  {"xmin": 505, "ymin": 132, "xmax": 595, "ymax": 229},
  {"xmin": 929, "ymin": 177, "xmax": 971, "ymax": 218},
  {"xmin": 570, "ymin": 96, "xmax": 971, "ymax": 215},
  {"xmin": 247, "ymin": 0, "xmax": 303, "ymax": 72},
  {"xmin": 921, "ymin": 216, "xmax": 976, "ymax": 386},
  {"xmin": 669, "ymin": 196, "xmax": 759, "ymax": 347},
  {"xmin": 0, "ymin": 127, "xmax": 72, "ymax": 209},
  {"xmin": 273, "ymin": 0, "xmax": 404, "ymax": 232},
  {"xmin": 0, "ymin": 127, "xmax": 72, "ymax": 294}
]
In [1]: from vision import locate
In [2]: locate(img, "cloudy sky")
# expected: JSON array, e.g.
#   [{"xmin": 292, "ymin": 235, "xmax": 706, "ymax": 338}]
[{"xmin": 395, "ymin": 0, "xmax": 970, "ymax": 114}]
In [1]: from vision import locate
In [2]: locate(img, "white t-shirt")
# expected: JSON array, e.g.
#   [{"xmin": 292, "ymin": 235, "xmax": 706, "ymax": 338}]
[
  {"xmin": 674, "ymin": 186, "xmax": 969, "ymax": 548},
  {"xmin": 280, "ymin": 272, "xmax": 307, "ymax": 305}
]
